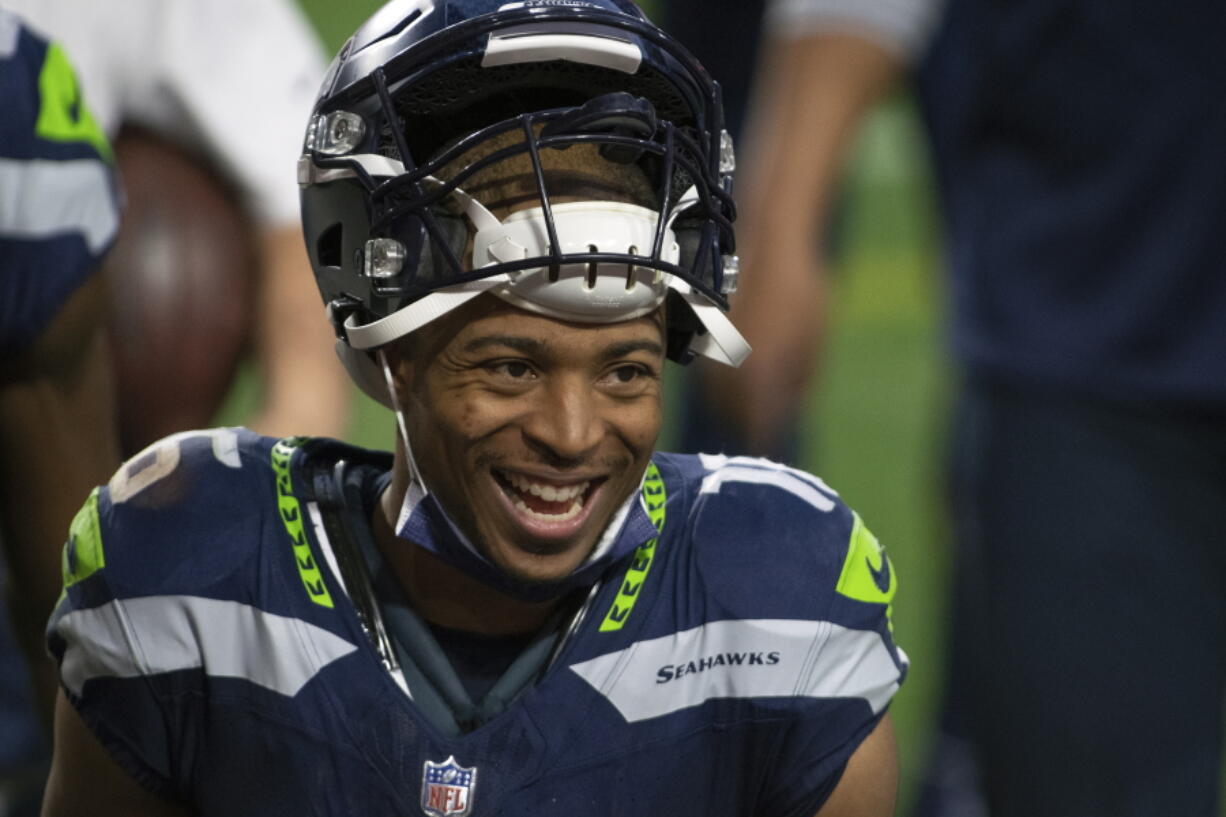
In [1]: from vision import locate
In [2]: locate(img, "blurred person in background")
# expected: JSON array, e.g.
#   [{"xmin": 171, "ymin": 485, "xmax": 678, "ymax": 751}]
[
  {"xmin": 701, "ymin": 0, "xmax": 1226, "ymax": 814},
  {"xmin": 0, "ymin": 12, "xmax": 121, "ymax": 816},
  {"xmin": 2, "ymin": 2, "xmax": 339, "ymax": 814},
  {"xmin": 661, "ymin": 0, "xmax": 765, "ymax": 146},
  {"xmin": 659, "ymin": 0, "xmax": 804, "ymax": 462},
  {"xmin": 6, "ymin": 0, "xmax": 346, "ymax": 447}
]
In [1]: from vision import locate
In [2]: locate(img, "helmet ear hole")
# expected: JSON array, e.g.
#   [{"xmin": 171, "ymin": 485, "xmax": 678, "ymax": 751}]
[{"xmin": 316, "ymin": 223, "xmax": 344, "ymax": 268}]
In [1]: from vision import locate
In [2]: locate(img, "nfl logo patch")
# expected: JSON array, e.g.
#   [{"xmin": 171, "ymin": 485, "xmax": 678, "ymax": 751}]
[{"xmin": 421, "ymin": 755, "xmax": 478, "ymax": 817}]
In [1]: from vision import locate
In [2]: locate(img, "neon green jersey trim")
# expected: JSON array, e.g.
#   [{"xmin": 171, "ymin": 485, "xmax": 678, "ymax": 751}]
[
  {"xmin": 835, "ymin": 512, "xmax": 897, "ymax": 629},
  {"xmin": 272, "ymin": 437, "xmax": 334, "ymax": 609},
  {"xmin": 62, "ymin": 488, "xmax": 105, "ymax": 590},
  {"xmin": 599, "ymin": 462, "xmax": 666, "ymax": 632},
  {"xmin": 36, "ymin": 42, "xmax": 112, "ymax": 162}
]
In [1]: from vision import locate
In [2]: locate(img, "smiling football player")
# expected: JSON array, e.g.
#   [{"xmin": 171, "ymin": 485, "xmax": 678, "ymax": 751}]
[{"xmin": 42, "ymin": 2, "xmax": 907, "ymax": 815}]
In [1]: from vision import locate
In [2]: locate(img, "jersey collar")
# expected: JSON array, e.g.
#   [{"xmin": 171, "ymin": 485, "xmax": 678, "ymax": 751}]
[{"xmin": 394, "ymin": 465, "xmax": 661, "ymax": 602}]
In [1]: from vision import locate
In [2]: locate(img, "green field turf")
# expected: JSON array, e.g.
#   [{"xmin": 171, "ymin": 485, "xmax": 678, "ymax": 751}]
[{"xmin": 222, "ymin": 2, "xmax": 953, "ymax": 807}]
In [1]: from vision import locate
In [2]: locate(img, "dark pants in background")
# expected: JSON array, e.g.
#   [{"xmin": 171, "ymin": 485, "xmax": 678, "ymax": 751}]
[{"xmin": 944, "ymin": 373, "xmax": 1226, "ymax": 816}]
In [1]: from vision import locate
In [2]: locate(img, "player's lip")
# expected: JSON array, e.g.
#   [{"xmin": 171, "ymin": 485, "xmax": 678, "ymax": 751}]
[{"xmin": 490, "ymin": 467, "xmax": 607, "ymax": 542}]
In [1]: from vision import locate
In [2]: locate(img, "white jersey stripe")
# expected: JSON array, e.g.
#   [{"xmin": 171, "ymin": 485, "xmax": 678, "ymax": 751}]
[
  {"xmin": 0, "ymin": 157, "xmax": 118, "ymax": 252},
  {"xmin": 698, "ymin": 452, "xmax": 839, "ymax": 497},
  {"xmin": 699, "ymin": 466, "xmax": 837, "ymax": 512},
  {"xmin": 0, "ymin": 11, "xmax": 19, "ymax": 58},
  {"xmin": 569, "ymin": 619, "xmax": 902, "ymax": 723},
  {"xmin": 56, "ymin": 595, "xmax": 357, "ymax": 698}
]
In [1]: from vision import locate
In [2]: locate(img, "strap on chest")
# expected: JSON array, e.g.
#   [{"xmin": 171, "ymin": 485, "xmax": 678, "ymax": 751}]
[{"xmin": 311, "ymin": 457, "xmax": 581, "ymax": 735}]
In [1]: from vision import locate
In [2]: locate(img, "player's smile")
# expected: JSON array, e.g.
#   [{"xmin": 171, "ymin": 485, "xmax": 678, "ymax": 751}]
[
  {"xmin": 491, "ymin": 469, "xmax": 604, "ymax": 541},
  {"xmin": 390, "ymin": 295, "xmax": 664, "ymax": 586}
]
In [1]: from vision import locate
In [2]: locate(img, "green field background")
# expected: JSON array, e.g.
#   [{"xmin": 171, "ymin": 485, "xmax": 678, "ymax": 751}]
[{"xmin": 224, "ymin": 2, "xmax": 954, "ymax": 807}]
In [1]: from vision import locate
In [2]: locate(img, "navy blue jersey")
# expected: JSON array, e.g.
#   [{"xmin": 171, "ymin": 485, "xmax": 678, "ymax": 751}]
[
  {"xmin": 48, "ymin": 430, "xmax": 906, "ymax": 817},
  {"xmin": 0, "ymin": 9, "xmax": 119, "ymax": 771},
  {"xmin": 0, "ymin": 11, "xmax": 118, "ymax": 353},
  {"xmin": 917, "ymin": 0, "xmax": 1226, "ymax": 405}
]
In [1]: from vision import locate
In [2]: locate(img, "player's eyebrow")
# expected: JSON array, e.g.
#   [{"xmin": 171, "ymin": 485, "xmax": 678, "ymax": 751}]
[
  {"xmin": 603, "ymin": 339, "xmax": 665, "ymax": 359},
  {"xmin": 462, "ymin": 336, "xmax": 664, "ymax": 358},
  {"xmin": 463, "ymin": 335, "xmax": 546, "ymax": 355}
]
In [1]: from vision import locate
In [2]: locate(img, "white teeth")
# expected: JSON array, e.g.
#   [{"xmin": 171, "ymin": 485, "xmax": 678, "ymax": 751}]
[
  {"xmin": 503, "ymin": 472, "xmax": 590, "ymax": 502},
  {"xmin": 511, "ymin": 495, "xmax": 584, "ymax": 522}
]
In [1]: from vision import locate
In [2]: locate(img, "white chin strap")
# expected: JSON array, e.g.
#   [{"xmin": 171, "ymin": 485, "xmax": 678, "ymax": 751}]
[
  {"xmin": 337, "ymin": 187, "xmax": 750, "ymax": 408},
  {"xmin": 378, "ymin": 348, "xmax": 420, "ymax": 486}
]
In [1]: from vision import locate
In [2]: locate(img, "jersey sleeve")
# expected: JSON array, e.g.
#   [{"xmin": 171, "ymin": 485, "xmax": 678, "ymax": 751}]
[
  {"xmin": 764, "ymin": 508, "xmax": 907, "ymax": 817},
  {"xmin": 44, "ymin": 428, "xmax": 273, "ymax": 797},
  {"xmin": 0, "ymin": 11, "xmax": 120, "ymax": 353},
  {"xmin": 686, "ymin": 454, "xmax": 908, "ymax": 817}
]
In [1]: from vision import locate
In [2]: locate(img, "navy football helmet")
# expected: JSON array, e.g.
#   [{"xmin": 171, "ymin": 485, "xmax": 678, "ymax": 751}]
[{"xmin": 299, "ymin": 0, "xmax": 749, "ymax": 405}]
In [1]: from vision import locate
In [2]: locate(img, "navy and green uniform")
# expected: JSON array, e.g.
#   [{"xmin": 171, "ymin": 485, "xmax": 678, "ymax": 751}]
[
  {"xmin": 0, "ymin": 8, "xmax": 118, "ymax": 782},
  {"xmin": 0, "ymin": 10, "xmax": 117, "ymax": 352},
  {"xmin": 48, "ymin": 429, "xmax": 905, "ymax": 816}
]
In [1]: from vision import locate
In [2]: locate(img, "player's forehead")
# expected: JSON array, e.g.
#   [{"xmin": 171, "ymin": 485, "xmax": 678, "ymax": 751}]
[{"xmin": 417, "ymin": 294, "xmax": 665, "ymax": 360}]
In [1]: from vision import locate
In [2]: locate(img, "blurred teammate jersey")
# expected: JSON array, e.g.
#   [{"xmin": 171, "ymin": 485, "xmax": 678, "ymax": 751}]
[{"xmin": 0, "ymin": 11, "xmax": 118, "ymax": 352}]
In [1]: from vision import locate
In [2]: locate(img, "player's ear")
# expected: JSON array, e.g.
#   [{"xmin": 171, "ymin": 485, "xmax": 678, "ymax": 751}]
[{"xmin": 380, "ymin": 339, "xmax": 418, "ymax": 404}]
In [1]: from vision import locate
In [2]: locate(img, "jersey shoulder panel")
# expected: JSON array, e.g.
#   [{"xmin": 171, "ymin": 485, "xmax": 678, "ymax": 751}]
[
  {"xmin": 661, "ymin": 450, "xmax": 906, "ymax": 680},
  {"xmin": 647, "ymin": 453, "xmax": 907, "ymax": 817},
  {"xmin": 1, "ymin": 12, "xmax": 120, "ymax": 352},
  {"xmin": 0, "ymin": 12, "xmax": 113, "ymax": 163},
  {"xmin": 668, "ymin": 452, "xmax": 904, "ymax": 652},
  {"xmin": 53, "ymin": 430, "xmax": 397, "ymax": 615},
  {"xmin": 45, "ymin": 431, "xmax": 371, "ymax": 797},
  {"xmin": 664, "ymin": 452, "xmax": 856, "ymax": 620},
  {"xmin": 569, "ymin": 453, "xmax": 906, "ymax": 817},
  {"xmin": 66, "ymin": 428, "xmax": 280, "ymax": 601}
]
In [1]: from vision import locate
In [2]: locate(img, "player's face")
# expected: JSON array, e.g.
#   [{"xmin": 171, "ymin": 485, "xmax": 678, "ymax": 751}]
[{"xmin": 394, "ymin": 296, "xmax": 665, "ymax": 586}]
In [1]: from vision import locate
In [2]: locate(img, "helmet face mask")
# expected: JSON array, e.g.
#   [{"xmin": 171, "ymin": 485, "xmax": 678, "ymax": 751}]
[{"xmin": 300, "ymin": 0, "xmax": 748, "ymax": 405}]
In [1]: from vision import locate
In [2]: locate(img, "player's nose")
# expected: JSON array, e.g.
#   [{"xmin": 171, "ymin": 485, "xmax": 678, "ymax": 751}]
[{"xmin": 520, "ymin": 375, "xmax": 604, "ymax": 463}]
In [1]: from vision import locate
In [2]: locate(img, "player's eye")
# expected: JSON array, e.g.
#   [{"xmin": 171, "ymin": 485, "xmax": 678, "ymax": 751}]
[
  {"xmin": 600, "ymin": 362, "xmax": 656, "ymax": 389},
  {"xmin": 489, "ymin": 360, "xmax": 536, "ymax": 380},
  {"xmin": 612, "ymin": 364, "xmax": 643, "ymax": 383}
]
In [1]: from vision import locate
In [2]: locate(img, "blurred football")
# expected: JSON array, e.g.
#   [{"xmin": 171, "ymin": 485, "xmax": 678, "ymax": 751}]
[{"xmin": 102, "ymin": 126, "xmax": 258, "ymax": 456}]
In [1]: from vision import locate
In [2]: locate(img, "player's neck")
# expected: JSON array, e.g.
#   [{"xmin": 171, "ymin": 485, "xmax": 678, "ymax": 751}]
[{"xmin": 374, "ymin": 477, "xmax": 561, "ymax": 636}]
